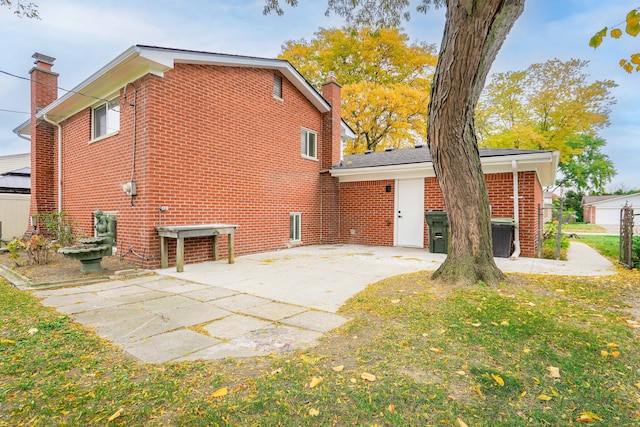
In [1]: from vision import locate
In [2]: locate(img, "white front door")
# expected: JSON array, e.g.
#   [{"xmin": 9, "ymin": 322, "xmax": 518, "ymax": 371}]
[{"xmin": 395, "ymin": 178, "xmax": 424, "ymax": 247}]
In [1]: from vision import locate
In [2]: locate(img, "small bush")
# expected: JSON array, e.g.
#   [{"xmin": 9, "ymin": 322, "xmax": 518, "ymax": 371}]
[
  {"xmin": 540, "ymin": 222, "xmax": 568, "ymax": 260},
  {"xmin": 7, "ymin": 235, "xmax": 53, "ymax": 266},
  {"xmin": 23, "ymin": 235, "xmax": 52, "ymax": 265},
  {"xmin": 35, "ymin": 211, "xmax": 76, "ymax": 247},
  {"xmin": 7, "ymin": 239, "xmax": 24, "ymax": 261}
]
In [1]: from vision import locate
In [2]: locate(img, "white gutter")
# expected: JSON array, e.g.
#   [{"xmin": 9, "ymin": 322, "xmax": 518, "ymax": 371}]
[
  {"xmin": 42, "ymin": 114, "xmax": 62, "ymax": 213},
  {"xmin": 510, "ymin": 160, "xmax": 521, "ymax": 260},
  {"xmin": 16, "ymin": 130, "xmax": 30, "ymax": 142}
]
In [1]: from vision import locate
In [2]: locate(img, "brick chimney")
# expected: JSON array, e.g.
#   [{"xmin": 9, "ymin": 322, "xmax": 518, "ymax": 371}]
[
  {"xmin": 29, "ymin": 52, "xmax": 59, "ymax": 229},
  {"xmin": 320, "ymin": 71, "xmax": 342, "ymax": 170},
  {"xmin": 320, "ymin": 72, "xmax": 342, "ymax": 243}
]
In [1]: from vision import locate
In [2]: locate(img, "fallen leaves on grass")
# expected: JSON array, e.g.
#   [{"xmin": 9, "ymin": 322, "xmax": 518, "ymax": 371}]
[
  {"xmin": 107, "ymin": 408, "xmax": 123, "ymax": 422},
  {"xmin": 309, "ymin": 377, "xmax": 323, "ymax": 389},
  {"xmin": 577, "ymin": 411, "xmax": 602, "ymax": 422},
  {"xmin": 332, "ymin": 365, "xmax": 344, "ymax": 372},
  {"xmin": 361, "ymin": 372, "xmax": 377, "ymax": 382},
  {"xmin": 547, "ymin": 366, "xmax": 561, "ymax": 378},
  {"xmin": 210, "ymin": 387, "xmax": 228, "ymax": 398},
  {"xmin": 491, "ymin": 373, "xmax": 505, "ymax": 386}
]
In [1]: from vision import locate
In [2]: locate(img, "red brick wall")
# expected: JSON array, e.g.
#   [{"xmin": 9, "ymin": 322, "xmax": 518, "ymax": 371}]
[
  {"xmin": 56, "ymin": 64, "xmax": 336, "ymax": 268},
  {"xmin": 338, "ymin": 172, "xmax": 542, "ymax": 257},
  {"xmin": 584, "ymin": 205, "xmax": 595, "ymax": 224},
  {"xmin": 339, "ymin": 180, "xmax": 395, "ymax": 245}
]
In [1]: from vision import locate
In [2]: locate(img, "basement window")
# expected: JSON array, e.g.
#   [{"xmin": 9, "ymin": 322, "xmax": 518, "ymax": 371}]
[
  {"xmin": 92, "ymin": 96, "xmax": 120, "ymax": 140},
  {"xmin": 290, "ymin": 212, "xmax": 301, "ymax": 242}
]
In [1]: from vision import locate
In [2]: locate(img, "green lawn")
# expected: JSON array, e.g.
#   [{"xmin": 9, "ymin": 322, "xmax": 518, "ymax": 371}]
[
  {"xmin": 579, "ymin": 234, "xmax": 620, "ymax": 260},
  {"xmin": 2, "ymin": 266, "xmax": 640, "ymax": 425},
  {"xmin": 561, "ymin": 223, "xmax": 607, "ymax": 233}
]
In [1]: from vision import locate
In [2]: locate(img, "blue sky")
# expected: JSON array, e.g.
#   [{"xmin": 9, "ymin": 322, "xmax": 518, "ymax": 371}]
[{"xmin": 0, "ymin": 0, "xmax": 637, "ymax": 190}]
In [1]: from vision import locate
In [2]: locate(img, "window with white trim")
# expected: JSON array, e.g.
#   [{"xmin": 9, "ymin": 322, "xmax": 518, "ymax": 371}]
[
  {"xmin": 273, "ymin": 74, "xmax": 282, "ymax": 99},
  {"xmin": 290, "ymin": 212, "xmax": 301, "ymax": 242},
  {"xmin": 92, "ymin": 96, "xmax": 120, "ymax": 139},
  {"xmin": 301, "ymin": 128, "xmax": 317, "ymax": 159}
]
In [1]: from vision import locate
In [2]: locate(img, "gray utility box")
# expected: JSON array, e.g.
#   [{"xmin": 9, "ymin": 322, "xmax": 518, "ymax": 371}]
[
  {"xmin": 425, "ymin": 210, "xmax": 449, "ymax": 254},
  {"xmin": 491, "ymin": 218, "xmax": 516, "ymax": 258}
]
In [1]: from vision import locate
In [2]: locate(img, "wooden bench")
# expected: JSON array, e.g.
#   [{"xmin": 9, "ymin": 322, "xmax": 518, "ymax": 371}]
[{"xmin": 156, "ymin": 224, "xmax": 238, "ymax": 272}]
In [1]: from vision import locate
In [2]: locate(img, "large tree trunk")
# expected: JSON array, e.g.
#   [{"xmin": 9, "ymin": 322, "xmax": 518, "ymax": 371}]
[{"xmin": 428, "ymin": 0, "xmax": 525, "ymax": 285}]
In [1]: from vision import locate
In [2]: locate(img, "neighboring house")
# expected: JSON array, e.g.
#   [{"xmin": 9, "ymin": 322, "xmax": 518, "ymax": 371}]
[
  {"xmin": 0, "ymin": 152, "xmax": 30, "ymax": 175},
  {"xmin": 15, "ymin": 46, "xmax": 558, "ymax": 267},
  {"xmin": 583, "ymin": 194, "xmax": 640, "ymax": 225},
  {"xmin": 0, "ymin": 153, "xmax": 31, "ymax": 241}
]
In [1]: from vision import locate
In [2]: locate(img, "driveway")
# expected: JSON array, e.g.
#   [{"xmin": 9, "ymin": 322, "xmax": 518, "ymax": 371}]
[{"xmin": 28, "ymin": 243, "xmax": 614, "ymax": 363}]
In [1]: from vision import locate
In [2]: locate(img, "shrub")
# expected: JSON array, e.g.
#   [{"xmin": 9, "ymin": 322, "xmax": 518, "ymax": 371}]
[
  {"xmin": 6, "ymin": 235, "xmax": 53, "ymax": 266},
  {"xmin": 23, "ymin": 235, "xmax": 52, "ymax": 265},
  {"xmin": 540, "ymin": 222, "xmax": 568, "ymax": 260},
  {"xmin": 7, "ymin": 239, "xmax": 24, "ymax": 261},
  {"xmin": 35, "ymin": 211, "xmax": 76, "ymax": 247}
]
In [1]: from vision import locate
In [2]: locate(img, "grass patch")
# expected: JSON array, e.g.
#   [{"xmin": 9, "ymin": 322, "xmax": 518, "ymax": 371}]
[
  {"xmin": 580, "ymin": 234, "xmax": 620, "ymax": 260},
  {"xmin": 2, "ymin": 269, "xmax": 640, "ymax": 426},
  {"xmin": 562, "ymin": 223, "xmax": 607, "ymax": 232}
]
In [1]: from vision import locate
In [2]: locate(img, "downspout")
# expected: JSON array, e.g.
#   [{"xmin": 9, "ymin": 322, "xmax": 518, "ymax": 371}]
[
  {"xmin": 510, "ymin": 160, "xmax": 521, "ymax": 259},
  {"xmin": 43, "ymin": 114, "xmax": 62, "ymax": 213}
]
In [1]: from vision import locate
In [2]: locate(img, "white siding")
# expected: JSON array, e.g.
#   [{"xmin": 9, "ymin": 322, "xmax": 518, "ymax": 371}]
[
  {"xmin": 0, "ymin": 194, "xmax": 30, "ymax": 240},
  {"xmin": 0, "ymin": 153, "xmax": 30, "ymax": 175}
]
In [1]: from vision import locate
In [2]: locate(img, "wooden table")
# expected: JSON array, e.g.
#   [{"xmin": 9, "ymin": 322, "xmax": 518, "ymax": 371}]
[{"xmin": 156, "ymin": 224, "xmax": 238, "ymax": 272}]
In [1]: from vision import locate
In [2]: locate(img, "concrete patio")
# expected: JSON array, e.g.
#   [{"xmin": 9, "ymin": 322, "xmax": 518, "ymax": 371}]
[{"xmin": 27, "ymin": 243, "xmax": 615, "ymax": 364}]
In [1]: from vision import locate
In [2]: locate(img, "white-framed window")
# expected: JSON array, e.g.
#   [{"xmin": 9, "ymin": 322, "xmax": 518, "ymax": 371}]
[
  {"xmin": 290, "ymin": 212, "xmax": 301, "ymax": 242},
  {"xmin": 92, "ymin": 96, "xmax": 120, "ymax": 140},
  {"xmin": 301, "ymin": 128, "xmax": 317, "ymax": 159},
  {"xmin": 273, "ymin": 74, "xmax": 283, "ymax": 99}
]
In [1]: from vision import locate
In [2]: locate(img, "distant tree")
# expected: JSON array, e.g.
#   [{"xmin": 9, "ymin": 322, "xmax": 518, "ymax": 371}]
[
  {"xmin": 279, "ymin": 26, "xmax": 437, "ymax": 154},
  {"xmin": 590, "ymin": 7, "xmax": 640, "ymax": 73},
  {"xmin": 477, "ymin": 58, "xmax": 617, "ymax": 163},
  {"xmin": 1, "ymin": 0, "xmax": 39, "ymax": 18},
  {"xmin": 559, "ymin": 135, "xmax": 616, "ymax": 194},
  {"xmin": 608, "ymin": 185, "xmax": 640, "ymax": 196},
  {"xmin": 563, "ymin": 190, "xmax": 584, "ymax": 223}
]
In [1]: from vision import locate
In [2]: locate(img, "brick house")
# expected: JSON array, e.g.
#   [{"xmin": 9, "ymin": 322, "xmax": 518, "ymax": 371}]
[{"xmin": 15, "ymin": 45, "xmax": 558, "ymax": 267}]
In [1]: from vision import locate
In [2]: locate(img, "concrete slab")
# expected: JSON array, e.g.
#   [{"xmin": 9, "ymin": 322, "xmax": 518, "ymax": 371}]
[
  {"xmin": 280, "ymin": 310, "xmax": 349, "ymax": 333},
  {"xmin": 180, "ymin": 287, "xmax": 238, "ymax": 302},
  {"xmin": 104, "ymin": 290, "xmax": 168, "ymax": 306},
  {"xmin": 203, "ymin": 314, "xmax": 273, "ymax": 340},
  {"xmin": 180, "ymin": 325, "xmax": 323, "ymax": 362},
  {"xmin": 238, "ymin": 301, "xmax": 308, "ymax": 321},
  {"xmin": 159, "ymin": 302, "xmax": 232, "ymax": 327},
  {"xmin": 73, "ymin": 304, "xmax": 152, "ymax": 328},
  {"xmin": 137, "ymin": 295, "xmax": 196, "ymax": 314},
  {"xmin": 96, "ymin": 285, "xmax": 151, "ymax": 299},
  {"xmin": 56, "ymin": 297, "xmax": 124, "ymax": 315},
  {"xmin": 212, "ymin": 294, "xmax": 272, "ymax": 311},
  {"xmin": 123, "ymin": 329, "xmax": 222, "ymax": 364}
]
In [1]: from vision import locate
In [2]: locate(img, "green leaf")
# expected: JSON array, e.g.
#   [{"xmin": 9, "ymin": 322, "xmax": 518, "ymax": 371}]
[
  {"xmin": 627, "ymin": 9, "xmax": 640, "ymax": 36},
  {"xmin": 589, "ymin": 28, "xmax": 607, "ymax": 48}
]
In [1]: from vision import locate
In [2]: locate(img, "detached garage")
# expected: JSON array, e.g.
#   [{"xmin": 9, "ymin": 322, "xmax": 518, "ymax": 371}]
[
  {"xmin": 331, "ymin": 146, "xmax": 559, "ymax": 258},
  {"xmin": 583, "ymin": 194, "xmax": 640, "ymax": 226}
]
